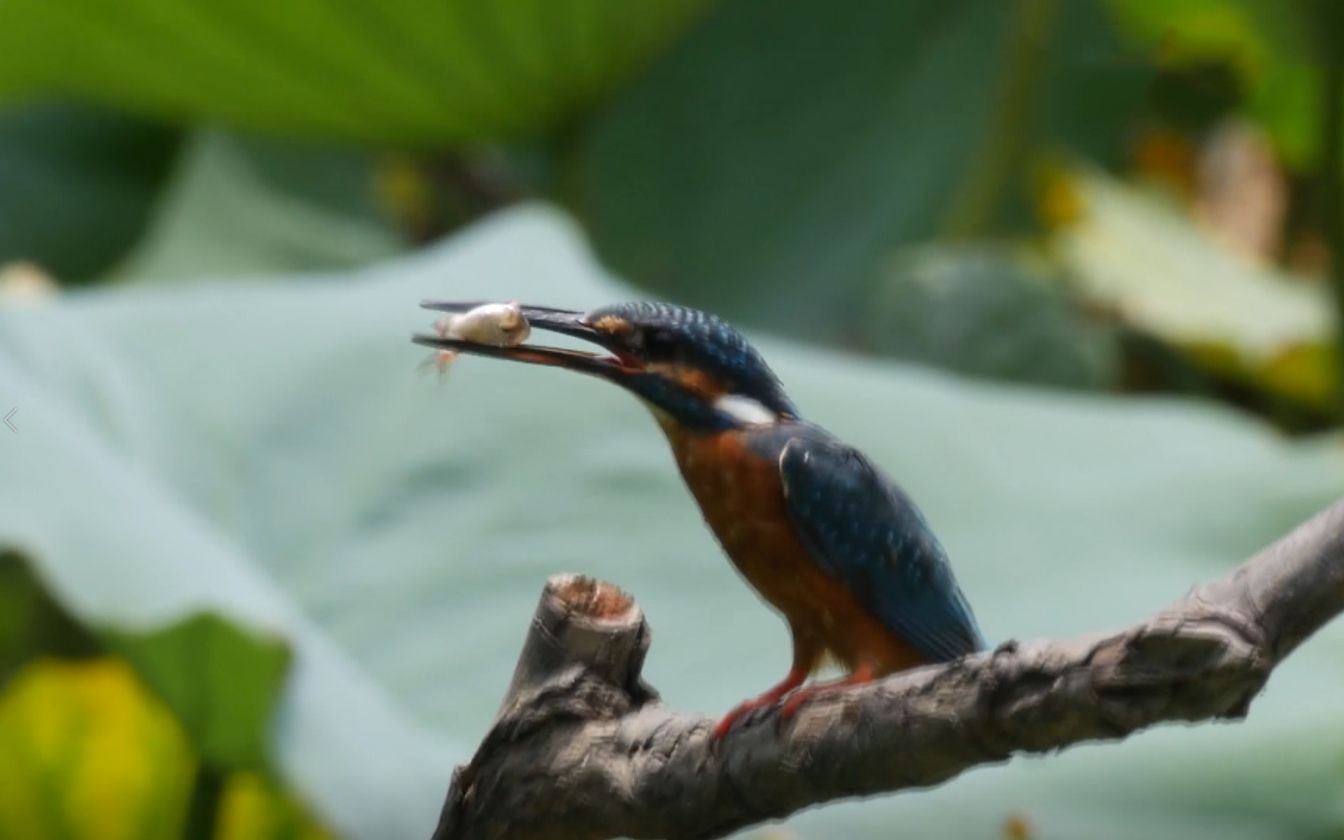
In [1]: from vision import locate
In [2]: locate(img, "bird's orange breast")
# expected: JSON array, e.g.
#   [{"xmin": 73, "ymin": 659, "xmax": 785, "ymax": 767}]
[{"xmin": 663, "ymin": 425, "xmax": 926, "ymax": 675}]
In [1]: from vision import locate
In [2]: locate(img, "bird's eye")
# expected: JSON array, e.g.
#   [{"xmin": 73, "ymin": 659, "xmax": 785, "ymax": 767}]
[{"xmin": 640, "ymin": 329, "xmax": 679, "ymax": 358}]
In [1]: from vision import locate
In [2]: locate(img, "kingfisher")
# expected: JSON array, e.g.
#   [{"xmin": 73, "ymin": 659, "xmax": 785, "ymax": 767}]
[{"xmin": 415, "ymin": 301, "xmax": 985, "ymax": 738}]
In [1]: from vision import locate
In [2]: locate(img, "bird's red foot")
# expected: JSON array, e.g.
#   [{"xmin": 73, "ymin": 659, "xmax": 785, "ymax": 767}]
[
  {"xmin": 777, "ymin": 663, "xmax": 876, "ymax": 725},
  {"xmin": 712, "ymin": 697, "xmax": 777, "ymax": 741},
  {"xmin": 711, "ymin": 665, "xmax": 808, "ymax": 741}
]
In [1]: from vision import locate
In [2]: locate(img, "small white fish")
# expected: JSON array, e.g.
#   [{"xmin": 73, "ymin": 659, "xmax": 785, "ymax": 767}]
[{"xmin": 433, "ymin": 301, "xmax": 531, "ymax": 347}]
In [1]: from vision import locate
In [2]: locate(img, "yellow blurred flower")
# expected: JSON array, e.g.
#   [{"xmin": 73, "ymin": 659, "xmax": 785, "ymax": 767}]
[
  {"xmin": 218, "ymin": 773, "xmax": 332, "ymax": 840},
  {"xmin": 0, "ymin": 658, "xmax": 194, "ymax": 840},
  {"xmin": 0, "ymin": 658, "xmax": 335, "ymax": 840}
]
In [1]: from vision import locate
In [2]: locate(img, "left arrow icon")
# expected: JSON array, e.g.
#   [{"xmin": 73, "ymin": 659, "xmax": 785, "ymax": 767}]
[{"xmin": 4, "ymin": 407, "xmax": 16, "ymax": 433}]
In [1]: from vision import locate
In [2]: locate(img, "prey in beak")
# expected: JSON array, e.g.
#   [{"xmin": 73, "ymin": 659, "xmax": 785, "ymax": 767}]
[{"xmin": 413, "ymin": 301, "xmax": 643, "ymax": 380}]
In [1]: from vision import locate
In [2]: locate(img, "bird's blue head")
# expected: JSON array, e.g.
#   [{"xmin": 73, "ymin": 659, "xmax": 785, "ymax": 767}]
[{"xmin": 415, "ymin": 300, "xmax": 799, "ymax": 431}]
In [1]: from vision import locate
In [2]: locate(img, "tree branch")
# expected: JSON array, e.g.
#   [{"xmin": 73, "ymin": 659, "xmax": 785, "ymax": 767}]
[{"xmin": 432, "ymin": 499, "xmax": 1344, "ymax": 840}]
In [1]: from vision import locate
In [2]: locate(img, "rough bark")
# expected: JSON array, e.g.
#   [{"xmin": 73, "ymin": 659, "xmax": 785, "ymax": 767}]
[{"xmin": 432, "ymin": 499, "xmax": 1344, "ymax": 840}]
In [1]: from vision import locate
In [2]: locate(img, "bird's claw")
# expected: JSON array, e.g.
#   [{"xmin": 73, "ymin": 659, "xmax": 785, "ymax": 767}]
[
  {"xmin": 709, "ymin": 666, "xmax": 811, "ymax": 747},
  {"xmin": 710, "ymin": 698, "xmax": 770, "ymax": 743},
  {"xmin": 777, "ymin": 687, "xmax": 814, "ymax": 724},
  {"xmin": 774, "ymin": 665, "xmax": 876, "ymax": 732},
  {"xmin": 713, "ymin": 687, "xmax": 815, "ymax": 743}
]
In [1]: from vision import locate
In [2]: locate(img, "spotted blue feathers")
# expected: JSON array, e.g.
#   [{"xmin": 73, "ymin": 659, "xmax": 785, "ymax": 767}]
[
  {"xmin": 779, "ymin": 433, "xmax": 985, "ymax": 662},
  {"xmin": 586, "ymin": 302, "xmax": 798, "ymax": 418}
]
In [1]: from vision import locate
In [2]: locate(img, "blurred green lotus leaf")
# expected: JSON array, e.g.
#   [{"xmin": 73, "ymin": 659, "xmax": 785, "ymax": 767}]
[
  {"xmin": 0, "ymin": 109, "xmax": 400, "ymax": 286},
  {"xmin": 1108, "ymin": 0, "xmax": 1322, "ymax": 166},
  {"xmin": 104, "ymin": 613, "xmax": 290, "ymax": 772},
  {"xmin": 119, "ymin": 132, "xmax": 404, "ymax": 283},
  {"xmin": 578, "ymin": 0, "xmax": 1150, "ymax": 339},
  {"xmin": 0, "ymin": 103, "xmax": 181, "ymax": 282},
  {"xmin": 1049, "ymin": 166, "xmax": 1338, "ymax": 407},
  {"xmin": 0, "ymin": 206, "xmax": 1342, "ymax": 839},
  {"xmin": 0, "ymin": 0, "xmax": 711, "ymax": 144},
  {"xmin": 859, "ymin": 244, "xmax": 1119, "ymax": 390}
]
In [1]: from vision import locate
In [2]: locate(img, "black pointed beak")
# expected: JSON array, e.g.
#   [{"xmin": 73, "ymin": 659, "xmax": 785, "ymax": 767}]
[{"xmin": 413, "ymin": 301, "xmax": 641, "ymax": 379}]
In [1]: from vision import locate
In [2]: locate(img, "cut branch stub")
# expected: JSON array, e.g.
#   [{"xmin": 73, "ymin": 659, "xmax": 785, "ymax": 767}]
[
  {"xmin": 496, "ymin": 574, "xmax": 653, "ymax": 720},
  {"xmin": 433, "ymin": 575, "xmax": 660, "ymax": 840}
]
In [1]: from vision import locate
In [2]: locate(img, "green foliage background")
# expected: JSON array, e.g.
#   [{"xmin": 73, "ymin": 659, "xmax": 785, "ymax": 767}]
[{"xmin": 0, "ymin": 1, "xmax": 1341, "ymax": 838}]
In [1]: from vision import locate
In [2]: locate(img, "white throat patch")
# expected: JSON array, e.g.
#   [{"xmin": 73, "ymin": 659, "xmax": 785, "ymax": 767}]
[{"xmin": 714, "ymin": 394, "xmax": 778, "ymax": 426}]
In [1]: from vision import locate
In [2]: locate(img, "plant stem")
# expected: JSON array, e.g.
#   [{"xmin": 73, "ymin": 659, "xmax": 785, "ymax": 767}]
[
  {"xmin": 941, "ymin": 0, "xmax": 1060, "ymax": 238},
  {"xmin": 184, "ymin": 764, "xmax": 225, "ymax": 840},
  {"xmin": 1297, "ymin": 0, "xmax": 1344, "ymax": 409},
  {"xmin": 1320, "ymin": 30, "xmax": 1344, "ymax": 409}
]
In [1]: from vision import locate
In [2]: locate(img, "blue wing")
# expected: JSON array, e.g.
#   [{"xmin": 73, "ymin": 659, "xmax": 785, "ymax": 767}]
[{"xmin": 779, "ymin": 436, "xmax": 984, "ymax": 662}]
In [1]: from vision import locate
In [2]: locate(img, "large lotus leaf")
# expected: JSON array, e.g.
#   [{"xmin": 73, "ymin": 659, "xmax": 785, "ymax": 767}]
[
  {"xmin": 0, "ymin": 0, "xmax": 710, "ymax": 144},
  {"xmin": 0, "ymin": 207, "xmax": 1342, "ymax": 839},
  {"xmin": 577, "ymin": 0, "xmax": 1150, "ymax": 339}
]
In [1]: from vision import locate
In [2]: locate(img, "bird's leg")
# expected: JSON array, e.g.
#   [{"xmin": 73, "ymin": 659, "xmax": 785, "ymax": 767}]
[
  {"xmin": 777, "ymin": 662, "xmax": 876, "ymax": 723},
  {"xmin": 711, "ymin": 666, "xmax": 807, "ymax": 741},
  {"xmin": 712, "ymin": 635, "xmax": 819, "ymax": 740}
]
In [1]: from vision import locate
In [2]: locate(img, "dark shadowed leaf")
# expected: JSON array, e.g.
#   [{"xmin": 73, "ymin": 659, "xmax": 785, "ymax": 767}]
[
  {"xmin": 577, "ymin": 0, "xmax": 1150, "ymax": 341},
  {"xmin": 0, "ymin": 102, "xmax": 180, "ymax": 282},
  {"xmin": 858, "ymin": 244, "xmax": 1119, "ymax": 389}
]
